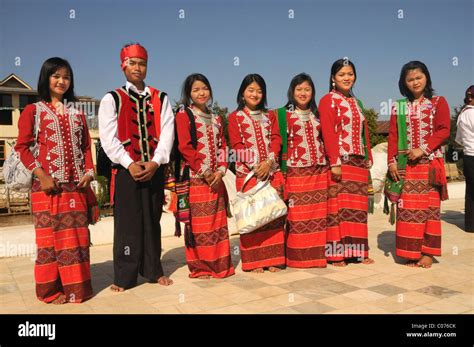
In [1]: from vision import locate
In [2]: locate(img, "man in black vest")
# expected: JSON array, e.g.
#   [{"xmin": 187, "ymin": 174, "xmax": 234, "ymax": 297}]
[{"xmin": 98, "ymin": 43, "xmax": 175, "ymax": 291}]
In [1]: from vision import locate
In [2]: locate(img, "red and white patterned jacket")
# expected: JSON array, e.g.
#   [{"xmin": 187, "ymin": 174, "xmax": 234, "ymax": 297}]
[
  {"xmin": 387, "ymin": 96, "xmax": 450, "ymax": 166},
  {"xmin": 15, "ymin": 101, "xmax": 95, "ymax": 183},
  {"xmin": 228, "ymin": 108, "xmax": 282, "ymax": 175},
  {"xmin": 319, "ymin": 90, "xmax": 373, "ymax": 167},
  {"xmin": 286, "ymin": 109, "xmax": 326, "ymax": 167},
  {"xmin": 176, "ymin": 106, "xmax": 228, "ymax": 178}
]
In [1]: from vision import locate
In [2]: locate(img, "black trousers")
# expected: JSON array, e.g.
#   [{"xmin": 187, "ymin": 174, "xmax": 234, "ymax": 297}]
[
  {"xmin": 464, "ymin": 155, "xmax": 474, "ymax": 232},
  {"xmin": 113, "ymin": 166, "xmax": 165, "ymax": 288}
]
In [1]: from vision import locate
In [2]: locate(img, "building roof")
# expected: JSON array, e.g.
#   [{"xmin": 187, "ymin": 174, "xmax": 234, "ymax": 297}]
[
  {"xmin": 0, "ymin": 74, "xmax": 100, "ymax": 102},
  {"xmin": 0, "ymin": 73, "xmax": 33, "ymax": 91},
  {"xmin": 377, "ymin": 121, "xmax": 390, "ymax": 135}
]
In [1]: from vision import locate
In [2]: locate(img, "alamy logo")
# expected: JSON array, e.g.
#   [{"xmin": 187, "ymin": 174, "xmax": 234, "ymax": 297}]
[{"xmin": 18, "ymin": 321, "xmax": 56, "ymax": 341}]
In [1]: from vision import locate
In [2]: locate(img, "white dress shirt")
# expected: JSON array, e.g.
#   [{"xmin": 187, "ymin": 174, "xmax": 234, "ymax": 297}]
[
  {"xmin": 455, "ymin": 105, "xmax": 474, "ymax": 156},
  {"xmin": 98, "ymin": 81, "xmax": 175, "ymax": 169}
]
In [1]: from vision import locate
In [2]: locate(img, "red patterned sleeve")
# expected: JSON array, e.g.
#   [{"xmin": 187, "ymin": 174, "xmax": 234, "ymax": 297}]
[
  {"xmin": 228, "ymin": 111, "xmax": 253, "ymax": 168},
  {"xmin": 228, "ymin": 111, "xmax": 244, "ymax": 151},
  {"xmin": 424, "ymin": 96, "xmax": 450, "ymax": 154},
  {"xmin": 387, "ymin": 105, "xmax": 399, "ymax": 166},
  {"xmin": 363, "ymin": 119, "xmax": 373, "ymax": 167},
  {"xmin": 14, "ymin": 104, "xmax": 41, "ymax": 172},
  {"xmin": 319, "ymin": 94, "xmax": 341, "ymax": 166},
  {"xmin": 268, "ymin": 110, "xmax": 282, "ymax": 162},
  {"xmin": 176, "ymin": 110, "xmax": 207, "ymax": 176},
  {"xmin": 80, "ymin": 112, "xmax": 95, "ymax": 174},
  {"xmin": 216, "ymin": 115, "xmax": 228, "ymax": 174}
]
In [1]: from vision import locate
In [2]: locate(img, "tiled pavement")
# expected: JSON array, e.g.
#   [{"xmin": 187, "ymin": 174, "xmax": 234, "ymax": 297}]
[{"xmin": 0, "ymin": 198, "xmax": 473, "ymax": 314}]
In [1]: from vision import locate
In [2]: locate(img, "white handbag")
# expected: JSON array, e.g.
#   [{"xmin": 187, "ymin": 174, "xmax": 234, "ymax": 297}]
[
  {"xmin": 231, "ymin": 171, "xmax": 287, "ymax": 235},
  {"xmin": 3, "ymin": 103, "xmax": 40, "ymax": 192}
]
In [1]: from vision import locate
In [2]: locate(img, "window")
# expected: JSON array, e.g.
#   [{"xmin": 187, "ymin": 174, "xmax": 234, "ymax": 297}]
[
  {"xmin": 0, "ymin": 94, "xmax": 13, "ymax": 124},
  {"xmin": 0, "ymin": 140, "xmax": 5, "ymax": 166},
  {"xmin": 20, "ymin": 95, "xmax": 29, "ymax": 109},
  {"xmin": 20, "ymin": 94, "xmax": 38, "ymax": 109},
  {"xmin": 0, "ymin": 110, "xmax": 13, "ymax": 125},
  {"xmin": 0, "ymin": 94, "xmax": 12, "ymax": 108}
]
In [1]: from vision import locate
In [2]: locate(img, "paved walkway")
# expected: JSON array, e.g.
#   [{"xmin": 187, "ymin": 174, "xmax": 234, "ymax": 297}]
[{"xmin": 0, "ymin": 198, "xmax": 472, "ymax": 314}]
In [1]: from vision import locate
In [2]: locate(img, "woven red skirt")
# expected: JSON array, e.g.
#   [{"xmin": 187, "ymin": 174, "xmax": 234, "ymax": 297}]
[
  {"xmin": 186, "ymin": 178, "xmax": 235, "ymax": 278},
  {"xmin": 31, "ymin": 181, "xmax": 93, "ymax": 303},
  {"xmin": 396, "ymin": 159, "xmax": 442, "ymax": 260},
  {"xmin": 326, "ymin": 156, "xmax": 370, "ymax": 261},
  {"xmin": 236, "ymin": 171, "xmax": 286, "ymax": 271},
  {"xmin": 285, "ymin": 165, "xmax": 328, "ymax": 268}
]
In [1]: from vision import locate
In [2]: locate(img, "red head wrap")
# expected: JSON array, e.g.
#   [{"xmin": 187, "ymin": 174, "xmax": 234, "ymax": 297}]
[{"xmin": 120, "ymin": 44, "xmax": 148, "ymax": 70}]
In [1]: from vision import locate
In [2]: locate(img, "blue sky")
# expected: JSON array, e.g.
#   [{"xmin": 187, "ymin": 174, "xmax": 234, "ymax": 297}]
[{"xmin": 0, "ymin": 0, "xmax": 472, "ymax": 119}]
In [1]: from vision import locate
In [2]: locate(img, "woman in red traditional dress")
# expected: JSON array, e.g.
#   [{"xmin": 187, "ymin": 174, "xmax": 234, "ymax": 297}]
[
  {"xmin": 228, "ymin": 74, "xmax": 286, "ymax": 273},
  {"xmin": 15, "ymin": 57, "xmax": 98, "ymax": 304},
  {"xmin": 281, "ymin": 73, "xmax": 329, "ymax": 268},
  {"xmin": 175, "ymin": 73, "xmax": 235, "ymax": 279},
  {"xmin": 319, "ymin": 59, "xmax": 375, "ymax": 267},
  {"xmin": 388, "ymin": 61, "xmax": 450, "ymax": 268}
]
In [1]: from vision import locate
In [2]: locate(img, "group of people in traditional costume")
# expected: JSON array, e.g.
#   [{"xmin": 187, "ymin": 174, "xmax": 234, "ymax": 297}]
[{"xmin": 16, "ymin": 42, "xmax": 469, "ymax": 304}]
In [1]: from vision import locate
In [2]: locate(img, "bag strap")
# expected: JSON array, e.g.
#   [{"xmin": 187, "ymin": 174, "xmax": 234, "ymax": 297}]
[
  {"xmin": 184, "ymin": 107, "xmax": 198, "ymax": 149},
  {"xmin": 174, "ymin": 107, "xmax": 198, "ymax": 182},
  {"xmin": 239, "ymin": 171, "xmax": 269, "ymax": 194},
  {"xmin": 241, "ymin": 171, "xmax": 255, "ymax": 191},
  {"xmin": 396, "ymin": 99, "xmax": 408, "ymax": 170}
]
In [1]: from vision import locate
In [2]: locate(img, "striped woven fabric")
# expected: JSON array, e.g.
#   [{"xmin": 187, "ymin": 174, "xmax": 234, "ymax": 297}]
[
  {"xmin": 31, "ymin": 181, "xmax": 93, "ymax": 303},
  {"xmin": 236, "ymin": 171, "xmax": 286, "ymax": 271},
  {"xmin": 185, "ymin": 178, "xmax": 235, "ymax": 278},
  {"xmin": 326, "ymin": 155, "xmax": 370, "ymax": 261},
  {"xmin": 396, "ymin": 159, "xmax": 442, "ymax": 259},
  {"xmin": 285, "ymin": 165, "xmax": 328, "ymax": 268}
]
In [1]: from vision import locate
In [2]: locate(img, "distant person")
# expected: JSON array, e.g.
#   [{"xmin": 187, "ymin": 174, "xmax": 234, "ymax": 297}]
[
  {"xmin": 15, "ymin": 57, "xmax": 98, "ymax": 304},
  {"xmin": 455, "ymin": 85, "xmax": 474, "ymax": 232},
  {"xmin": 387, "ymin": 61, "xmax": 450, "ymax": 268},
  {"xmin": 174, "ymin": 73, "xmax": 235, "ymax": 279},
  {"xmin": 98, "ymin": 43, "xmax": 174, "ymax": 291}
]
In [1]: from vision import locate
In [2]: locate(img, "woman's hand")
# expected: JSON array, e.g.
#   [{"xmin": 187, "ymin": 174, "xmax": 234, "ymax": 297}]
[
  {"xmin": 209, "ymin": 171, "xmax": 224, "ymax": 191},
  {"xmin": 330, "ymin": 166, "xmax": 342, "ymax": 182},
  {"xmin": 203, "ymin": 170, "xmax": 215, "ymax": 186},
  {"xmin": 77, "ymin": 174, "xmax": 94, "ymax": 190},
  {"xmin": 34, "ymin": 168, "xmax": 59, "ymax": 195},
  {"xmin": 388, "ymin": 163, "xmax": 400, "ymax": 182},
  {"xmin": 407, "ymin": 148, "xmax": 424, "ymax": 161},
  {"xmin": 255, "ymin": 160, "xmax": 272, "ymax": 181}
]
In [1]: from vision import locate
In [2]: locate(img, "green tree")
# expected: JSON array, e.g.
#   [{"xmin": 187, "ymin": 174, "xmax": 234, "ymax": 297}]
[
  {"xmin": 211, "ymin": 101, "xmax": 230, "ymax": 145},
  {"xmin": 362, "ymin": 107, "xmax": 386, "ymax": 147}
]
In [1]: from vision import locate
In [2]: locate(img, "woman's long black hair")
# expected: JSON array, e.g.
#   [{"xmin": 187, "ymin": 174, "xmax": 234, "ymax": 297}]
[
  {"xmin": 236, "ymin": 73, "xmax": 267, "ymax": 111},
  {"xmin": 329, "ymin": 58, "xmax": 357, "ymax": 94},
  {"xmin": 37, "ymin": 57, "xmax": 76, "ymax": 102},
  {"xmin": 180, "ymin": 73, "xmax": 213, "ymax": 108},
  {"xmin": 398, "ymin": 61, "xmax": 435, "ymax": 101},
  {"xmin": 285, "ymin": 73, "xmax": 318, "ymax": 115}
]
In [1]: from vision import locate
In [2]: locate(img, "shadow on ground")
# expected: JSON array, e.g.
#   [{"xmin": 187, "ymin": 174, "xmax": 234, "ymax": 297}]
[
  {"xmin": 377, "ymin": 230, "xmax": 440, "ymax": 266},
  {"xmin": 441, "ymin": 210, "xmax": 465, "ymax": 231},
  {"xmin": 89, "ymin": 235, "xmax": 244, "ymax": 296}
]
